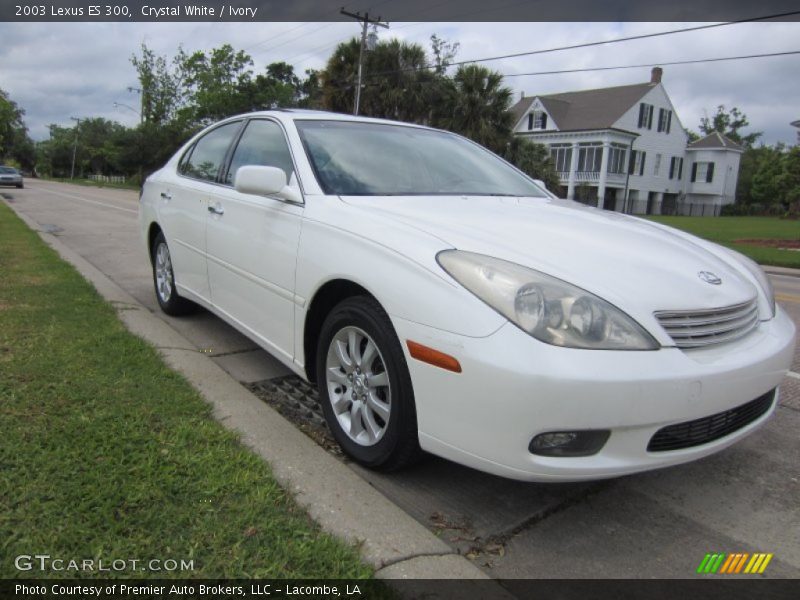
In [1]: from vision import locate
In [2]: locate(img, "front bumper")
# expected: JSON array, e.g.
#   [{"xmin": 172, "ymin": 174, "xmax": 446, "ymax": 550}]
[
  {"xmin": 0, "ymin": 176, "xmax": 22, "ymax": 186},
  {"xmin": 394, "ymin": 307, "xmax": 796, "ymax": 482}
]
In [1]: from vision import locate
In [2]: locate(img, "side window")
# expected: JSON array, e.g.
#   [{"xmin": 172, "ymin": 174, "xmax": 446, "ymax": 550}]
[
  {"xmin": 184, "ymin": 121, "xmax": 242, "ymax": 182},
  {"xmin": 177, "ymin": 144, "xmax": 195, "ymax": 175},
  {"xmin": 225, "ymin": 120, "xmax": 295, "ymax": 186}
]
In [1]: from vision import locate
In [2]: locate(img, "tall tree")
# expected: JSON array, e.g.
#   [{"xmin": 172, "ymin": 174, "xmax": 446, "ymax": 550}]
[
  {"xmin": 130, "ymin": 44, "xmax": 184, "ymax": 124},
  {"xmin": 320, "ymin": 38, "xmax": 437, "ymax": 122},
  {"xmin": 503, "ymin": 137, "xmax": 560, "ymax": 191},
  {"xmin": 430, "ymin": 34, "xmax": 460, "ymax": 75},
  {"xmin": 699, "ymin": 105, "xmax": 762, "ymax": 147},
  {"xmin": 749, "ymin": 144, "xmax": 786, "ymax": 206},
  {"xmin": 0, "ymin": 88, "xmax": 35, "ymax": 169},
  {"xmin": 300, "ymin": 69, "xmax": 324, "ymax": 109},
  {"xmin": 247, "ymin": 62, "xmax": 304, "ymax": 109},
  {"xmin": 177, "ymin": 44, "xmax": 255, "ymax": 124},
  {"xmin": 779, "ymin": 146, "xmax": 800, "ymax": 205},
  {"xmin": 432, "ymin": 64, "xmax": 512, "ymax": 154}
]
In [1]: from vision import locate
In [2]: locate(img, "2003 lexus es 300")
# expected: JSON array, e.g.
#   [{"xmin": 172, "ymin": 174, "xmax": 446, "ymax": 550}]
[{"xmin": 139, "ymin": 110, "xmax": 796, "ymax": 481}]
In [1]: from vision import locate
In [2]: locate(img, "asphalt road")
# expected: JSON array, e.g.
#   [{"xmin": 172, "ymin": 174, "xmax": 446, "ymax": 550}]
[{"xmin": 4, "ymin": 179, "xmax": 799, "ymax": 579}]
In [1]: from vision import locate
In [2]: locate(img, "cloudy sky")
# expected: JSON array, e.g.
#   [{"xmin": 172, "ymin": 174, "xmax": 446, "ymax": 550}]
[{"xmin": 1, "ymin": 19, "xmax": 798, "ymax": 145}]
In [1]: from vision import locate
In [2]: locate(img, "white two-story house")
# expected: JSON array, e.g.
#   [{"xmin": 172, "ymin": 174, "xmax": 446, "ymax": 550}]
[{"xmin": 510, "ymin": 67, "xmax": 741, "ymax": 215}]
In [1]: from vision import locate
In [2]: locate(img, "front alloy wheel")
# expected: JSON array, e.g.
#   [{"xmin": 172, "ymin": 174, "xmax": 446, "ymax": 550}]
[
  {"xmin": 317, "ymin": 296, "xmax": 422, "ymax": 471},
  {"xmin": 325, "ymin": 326, "xmax": 392, "ymax": 446}
]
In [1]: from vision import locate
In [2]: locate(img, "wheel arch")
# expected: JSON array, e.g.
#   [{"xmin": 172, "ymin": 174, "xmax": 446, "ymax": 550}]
[
  {"xmin": 147, "ymin": 222, "xmax": 163, "ymax": 264},
  {"xmin": 303, "ymin": 278, "xmax": 384, "ymax": 383}
]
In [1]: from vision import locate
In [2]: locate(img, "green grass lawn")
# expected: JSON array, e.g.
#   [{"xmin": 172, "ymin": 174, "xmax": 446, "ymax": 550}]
[
  {"xmin": 646, "ymin": 216, "xmax": 800, "ymax": 269},
  {"xmin": 0, "ymin": 201, "xmax": 372, "ymax": 579}
]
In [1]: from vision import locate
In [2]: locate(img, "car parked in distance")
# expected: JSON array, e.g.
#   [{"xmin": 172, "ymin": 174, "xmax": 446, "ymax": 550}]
[
  {"xmin": 139, "ymin": 110, "xmax": 796, "ymax": 481},
  {"xmin": 0, "ymin": 166, "xmax": 23, "ymax": 188}
]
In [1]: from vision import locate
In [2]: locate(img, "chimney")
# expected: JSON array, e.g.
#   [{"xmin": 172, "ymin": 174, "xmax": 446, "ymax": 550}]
[{"xmin": 651, "ymin": 67, "xmax": 663, "ymax": 84}]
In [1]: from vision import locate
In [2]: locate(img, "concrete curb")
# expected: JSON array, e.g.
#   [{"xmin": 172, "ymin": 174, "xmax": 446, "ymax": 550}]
[
  {"xmin": 765, "ymin": 266, "xmax": 800, "ymax": 279},
  {"xmin": 6, "ymin": 202, "xmax": 498, "ymax": 586}
]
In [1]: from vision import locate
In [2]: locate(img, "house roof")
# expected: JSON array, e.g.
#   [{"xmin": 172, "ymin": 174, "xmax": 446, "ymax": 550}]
[
  {"xmin": 687, "ymin": 131, "xmax": 743, "ymax": 150},
  {"xmin": 510, "ymin": 82, "xmax": 655, "ymax": 131}
]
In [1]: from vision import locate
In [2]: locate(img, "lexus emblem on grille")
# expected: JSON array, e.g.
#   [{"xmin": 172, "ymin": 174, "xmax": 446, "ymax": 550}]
[{"xmin": 698, "ymin": 271, "xmax": 722, "ymax": 285}]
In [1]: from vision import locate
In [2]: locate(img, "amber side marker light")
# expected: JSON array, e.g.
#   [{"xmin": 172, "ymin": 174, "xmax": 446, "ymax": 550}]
[{"xmin": 406, "ymin": 341, "xmax": 462, "ymax": 373}]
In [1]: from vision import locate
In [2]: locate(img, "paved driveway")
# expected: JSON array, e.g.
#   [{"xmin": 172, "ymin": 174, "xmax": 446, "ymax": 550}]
[{"xmin": 4, "ymin": 179, "xmax": 799, "ymax": 579}]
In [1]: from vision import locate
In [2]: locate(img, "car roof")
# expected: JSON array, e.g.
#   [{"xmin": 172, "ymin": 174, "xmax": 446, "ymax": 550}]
[{"xmin": 221, "ymin": 109, "xmax": 433, "ymax": 130}]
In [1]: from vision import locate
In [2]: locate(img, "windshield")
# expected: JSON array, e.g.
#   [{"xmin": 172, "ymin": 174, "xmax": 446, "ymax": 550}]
[
  {"xmin": 296, "ymin": 120, "xmax": 547, "ymax": 197},
  {"xmin": 0, "ymin": 167, "xmax": 18, "ymax": 174}
]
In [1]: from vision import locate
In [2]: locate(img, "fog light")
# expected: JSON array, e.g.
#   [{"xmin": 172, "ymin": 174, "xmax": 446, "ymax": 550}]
[{"xmin": 529, "ymin": 430, "xmax": 610, "ymax": 457}]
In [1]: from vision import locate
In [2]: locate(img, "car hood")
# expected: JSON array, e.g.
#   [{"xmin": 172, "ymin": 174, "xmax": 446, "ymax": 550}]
[{"xmin": 340, "ymin": 195, "xmax": 759, "ymax": 317}]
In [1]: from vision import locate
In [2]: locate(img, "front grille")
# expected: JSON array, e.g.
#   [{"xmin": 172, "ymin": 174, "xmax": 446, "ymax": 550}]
[
  {"xmin": 647, "ymin": 389, "xmax": 775, "ymax": 452},
  {"xmin": 654, "ymin": 299, "xmax": 759, "ymax": 348}
]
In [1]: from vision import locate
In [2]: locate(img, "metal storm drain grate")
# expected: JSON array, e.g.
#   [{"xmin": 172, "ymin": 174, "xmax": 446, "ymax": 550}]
[{"xmin": 246, "ymin": 376, "xmax": 344, "ymax": 456}]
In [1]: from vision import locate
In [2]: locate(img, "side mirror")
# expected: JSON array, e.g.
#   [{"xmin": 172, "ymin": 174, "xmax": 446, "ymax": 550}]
[{"xmin": 234, "ymin": 165, "xmax": 302, "ymax": 203}]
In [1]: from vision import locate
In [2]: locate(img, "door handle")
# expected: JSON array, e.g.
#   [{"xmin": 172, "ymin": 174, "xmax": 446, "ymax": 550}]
[
  {"xmin": 160, "ymin": 191, "xmax": 172, "ymax": 200},
  {"xmin": 208, "ymin": 203, "xmax": 224, "ymax": 216}
]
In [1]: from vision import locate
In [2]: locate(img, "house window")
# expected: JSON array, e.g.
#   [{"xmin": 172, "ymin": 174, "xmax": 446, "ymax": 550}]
[
  {"xmin": 691, "ymin": 161, "xmax": 715, "ymax": 183},
  {"xmin": 628, "ymin": 150, "xmax": 647, "ymax": 176},
  {"xmin": 657, "ymin": 109, "xmax": 672, "ymax": 133},
  {"xmin": 669, "ymin": 156, "xmax": 684, "ymax": 180},
  {"xmin": 578, "ymin": 144, "xmax": 603, "ymax": 172},
  {"xmin": 549, "ymin": 144, "xmax": 572, "ymax": 173},
  {"xmin": 654, "ymin": 153, "xmax": 662, "ymax": 176},
  {"xmin": 528, "ymin": 110, "xmax": 547, "ymax": 130},
  {"xmin": 607, "ymin": 144, "xmax": 627, "ymax": 174},
  {"xmin": 638, "ymin": 103, "xmax": 654, "ymax": 129}
]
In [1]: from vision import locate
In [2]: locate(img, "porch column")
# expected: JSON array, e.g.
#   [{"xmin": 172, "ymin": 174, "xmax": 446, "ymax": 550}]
[
  {"xmin": 653, "ymin": 192, "xmax": 664, "ymax": 215},
  {"xmin": 597, "ymin": 142, "xmax": 610, "ymax": 208},
  {"xmin": 566, "ymin": 142, "xmax": 579, "ymax": 200}
]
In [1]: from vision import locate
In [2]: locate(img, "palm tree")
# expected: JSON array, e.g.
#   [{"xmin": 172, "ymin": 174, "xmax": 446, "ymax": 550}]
[
  {"xmin": 320, "ymin": 38, "xmax": 362, "ymax": 114},
  {"xmin": 433, "ymin": 64, "xmax": 512, "ymax": 154}
]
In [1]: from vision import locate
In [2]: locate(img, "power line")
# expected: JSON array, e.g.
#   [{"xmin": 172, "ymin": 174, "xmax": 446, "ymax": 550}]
[
  {"xmin": 243, "ymin": 2, "xmax": 346, "ymax": 54},
  {"xmin": 326, "ymin": 48, "xmax": 800, "ymax": 90},
  {"xmin": 359, "ymin": 10, "xmax": 800, "ymax": 80},
  {"xmin": 249, "ymin": 23, "xmax": 338, "ymax": 58},
  {"xmin": 243, "ymin": 23, "xmax": 315, "ymax": 53},
  {"xmin": 281, "ymin": 33, "xmax": 358, "ymax": 65},
  {"xmin": 503, "ymin": 49, "xmax": 800, "ymax": 78}
]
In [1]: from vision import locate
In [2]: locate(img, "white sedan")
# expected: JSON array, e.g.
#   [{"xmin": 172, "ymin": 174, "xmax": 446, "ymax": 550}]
[{"xmin": 139, "ymin": 110, "xmax": 796, "ymax": 481}]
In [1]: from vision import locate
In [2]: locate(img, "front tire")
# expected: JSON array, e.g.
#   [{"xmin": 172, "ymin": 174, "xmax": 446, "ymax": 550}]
[
  {"xmin": 316, "ymin": 296, "xmax": 422, "ymax": 471},
  {"xmin": 151, "ymin": 231, "xmax": 194, "ymax": 316}
]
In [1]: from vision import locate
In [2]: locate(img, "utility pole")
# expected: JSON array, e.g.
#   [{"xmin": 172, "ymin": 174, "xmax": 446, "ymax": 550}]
[
  {"xmin": 69, "ymin": 117, "xmax": 83, "ymax": 180},
  {"xmin": 127, "ymin": 86, "xmax": 145, "ymax": 124},
  {"xmin": 340, "ymin": 7, "xmax": 388, "ymax": 116}
]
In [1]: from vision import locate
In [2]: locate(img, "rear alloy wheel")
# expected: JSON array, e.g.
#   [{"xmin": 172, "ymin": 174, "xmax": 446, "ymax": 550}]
[
  {"xmin": 151, "ymin": 231, "xmax": 194, "ymax": 316},
  {"xmin": 317, "ymin": 296, "xmax": 422, "ymax": 471}
]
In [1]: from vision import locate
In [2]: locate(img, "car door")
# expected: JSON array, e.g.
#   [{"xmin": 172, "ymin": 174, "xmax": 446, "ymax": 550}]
[
  {"xmin": 205, "ymin": 118, "xmax": 304, "ymax": 362},
  {"xmin": 158, "ymin": 120, "xmax": 243, "ymax": 302}
]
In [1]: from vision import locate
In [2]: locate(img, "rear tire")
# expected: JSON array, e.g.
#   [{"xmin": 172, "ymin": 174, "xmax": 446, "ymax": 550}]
[
  {"xmin": 316, "ymin": 296, "xmax": 422, "ymax": 471},
  {"xmin": 151, "ymin": 231, "xmax": 195, "ymax": 316}
]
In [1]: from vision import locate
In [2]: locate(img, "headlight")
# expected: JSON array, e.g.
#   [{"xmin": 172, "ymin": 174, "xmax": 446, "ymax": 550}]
[{"xmin": 437, "ymin": 250, "xmax": 659, "ymax": 350}]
